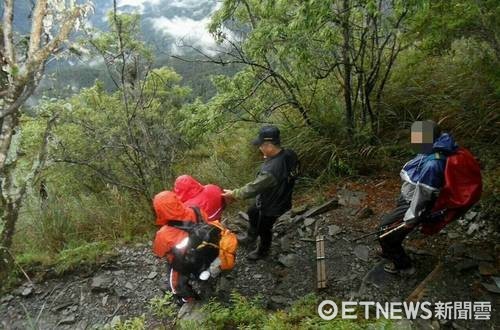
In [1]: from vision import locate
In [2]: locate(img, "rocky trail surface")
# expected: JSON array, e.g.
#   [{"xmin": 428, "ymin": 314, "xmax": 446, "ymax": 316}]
[{"xmin": 1, "ymin": 182, "xmax": 499, "ymax": 329}]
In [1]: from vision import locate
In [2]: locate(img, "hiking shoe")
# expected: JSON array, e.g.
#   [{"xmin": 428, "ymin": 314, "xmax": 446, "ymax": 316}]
[{"xmin": 384, "ymin": 263, "xmax": 416, "ymax": 276}]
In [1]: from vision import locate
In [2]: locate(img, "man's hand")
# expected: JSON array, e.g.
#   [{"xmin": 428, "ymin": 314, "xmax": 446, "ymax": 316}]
[{"xmin": 222, "ymin": 189, "xmax": 236, "ymax": 204}]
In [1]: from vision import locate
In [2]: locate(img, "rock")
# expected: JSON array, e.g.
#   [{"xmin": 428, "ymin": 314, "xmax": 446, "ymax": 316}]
[
  {"xmin": 113, "ymin": 287, "xmax": 128, "ymax": 298},
  {"xmin": 21, "ymin": 286, "xmax": 33, "ymax": 297},
  {"xmin": 52, "ymin": 301, "xmax": 75, "ymax": 312},
  {"xmin": 455, "ymin": 260, "xmax": 478, "ymax": 273},
  {"xmin": 253, "ymin": 274, "xmax": 263, "ymax": 279},
  {"xmin": 478, "ymin": 263, "xmax": 497, "ymax": 276},
  {"xmin": 447, "ymin": 232, "xmax": 460, "ymax": 239},
  {"xmin": 58, "ymin": 315, "xmax": 76, "ymax": 325},
  {"xmin": 280, "ymin": 237, "xmax": 291, "ymax": 251},
  {"xmin": 303, "ymin": 218, "xmax": 316, "ymax": 227},
  {"xmin": 291, "ymin": 205, "xmax": 308, "ymax": 216},
  {"xmin": 328, "ymin": 225, "xmax": 342, "ymax": 236},
  {"xmin": 238, "ymin": 211, "xmax": 249, "ymax": 222},
  {"xmin": 300, "ymin": 198, "xmax": 339, "ymax": 219},
  {"xmin": 147, "ymin": 271, "xmax": 158, "ymax": 279},
  {"xmin": 465, "ymin": 211, "xmax": 478, "ymax": 221},
  {"xmin": 102, "ymin": 295, "xmax": 108, "ymax": 306},
  {"xmin": 178, "ymin": 301, "xmax": 205, "ymax": 322},
  {"xmin": 467, "ymin": 223, "xmax": 480, "ymax": 235},
  {"xmin": 278, "ymin": 254, "xmax": 298, "ymax": 268},
  {"xmin": 357, "ymin": 207, "xmax": 374, "ymax": 219},
  {"xmin": 481, "ymin": 282, "xmax": 500, "ymax": 294},
  {"xmin": 1, "ymin": 294, "xmax": 14, "ymax": 303},
  {"xmin": 270, "ymin": 295, "xmax": 288, "ymax": 305},
  {"xmin": 493, "ymin": 276, "xmax": 500, "ymax": 288},
  {"xmin": 406, "ymin": 246, "xmax": 433, "ymax": 256},
  {"xmin": 467, "ymin": 250, "xmax": 494, "ymax": 262},
  {"xmin": 448, "ymin": 243, "xmax": 467, "ymax": 257},
  {"xmin": 91, "ymin": 275, "xmax": 112, "ymax": 292},
  {"xmin": 125, "ymin": 282, "xmax": 134, "ymax": 290},
  {"xmin": 354, "ymin": 245, "xmax": 370, "ymax": 262},
  {"xmin": 217, "ymin": 277, "xmax": 232, "ymax": 292},
  {"xmin": 111, "ymin": 316, "xmax": 121, "ymax": 327}
]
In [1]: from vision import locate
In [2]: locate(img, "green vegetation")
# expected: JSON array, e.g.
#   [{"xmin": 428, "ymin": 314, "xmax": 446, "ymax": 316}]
[
  {"xmin": 2, "ymin": 2, "xmax": 499, "ymax": 325},
  {"xmin": 180, "ymin": 293, "xmax": 392, "ymax": 329},
  {"xmin": 149, "ymin": 292, "xmax": 178, "ymax": 320}
]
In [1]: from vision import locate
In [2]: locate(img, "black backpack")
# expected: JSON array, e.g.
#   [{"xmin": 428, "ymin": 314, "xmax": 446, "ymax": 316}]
[{"xmin": 170, "ymin": 207, "xmax": 221, "ymax": 276}]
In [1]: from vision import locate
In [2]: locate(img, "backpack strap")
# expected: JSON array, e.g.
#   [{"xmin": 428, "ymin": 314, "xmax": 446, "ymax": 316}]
[
  {"xmin": 168, "ymin": 220, "xmax": 196, "ymax": 232},
  {"xmin": 168, "ymin": 207, "xmax": 204, "ymax": 231},
  {"xmin": 190, "ymin": 206, "xmax": 203, "ymax": 224}
]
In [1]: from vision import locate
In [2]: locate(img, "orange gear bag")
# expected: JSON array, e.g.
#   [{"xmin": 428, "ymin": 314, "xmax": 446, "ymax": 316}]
[{"xmin": 210, "ymin": 221, "xmax": 238, "ymax": 270}]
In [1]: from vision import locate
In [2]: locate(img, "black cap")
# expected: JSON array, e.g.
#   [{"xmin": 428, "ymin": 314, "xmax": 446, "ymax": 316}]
[{"xmin": 252, "ymin": 125, "xmax": 281, "ymax": 146}]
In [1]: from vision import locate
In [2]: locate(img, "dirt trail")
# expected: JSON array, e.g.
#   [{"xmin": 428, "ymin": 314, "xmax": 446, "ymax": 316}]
[{"xmin": 1, "ymin": 185, "xmax": 499, "ymax": 329}]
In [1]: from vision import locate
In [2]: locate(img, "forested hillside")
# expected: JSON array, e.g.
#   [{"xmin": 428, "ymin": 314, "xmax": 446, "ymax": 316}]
[{"xmin": 1, "ymin": 0, "xmax": 499, "ymax": 328}]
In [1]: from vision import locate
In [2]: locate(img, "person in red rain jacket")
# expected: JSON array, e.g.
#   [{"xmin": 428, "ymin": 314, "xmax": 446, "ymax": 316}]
[
  {"xmin": 152, "ymin": 191, "xmax": 209, "ymax": 303},
  {"xmin": 174, "ymin": 175, "xmax": 225, "ymax": 222}
]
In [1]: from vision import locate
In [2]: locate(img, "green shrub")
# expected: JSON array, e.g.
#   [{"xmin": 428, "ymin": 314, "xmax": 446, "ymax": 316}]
[
  {"xmin": 149, "ymin": 292, "xmax": 178, "ymax": 320},
  {"xmin": 112, "ymin": 315, "xmax": 146, "ymax": 330}
]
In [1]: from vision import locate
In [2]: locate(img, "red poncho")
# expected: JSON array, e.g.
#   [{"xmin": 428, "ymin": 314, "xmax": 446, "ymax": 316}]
[
  {"xmin": 174, "ymin": 175, "xmax": 224, "ymax": 222},
  {"xmin": 152, "ymin": 191, "xmax": 208, "ymax": 260}
]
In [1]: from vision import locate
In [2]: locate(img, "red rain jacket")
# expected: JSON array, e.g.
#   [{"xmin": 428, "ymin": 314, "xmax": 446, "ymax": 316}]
[
  {"xmin": 152, "ymin": 191, "xmax": 208, "ymax": 261},
  {"xmin": 174, "ymin": 175, "xmax": 224, "ymax": 222}
]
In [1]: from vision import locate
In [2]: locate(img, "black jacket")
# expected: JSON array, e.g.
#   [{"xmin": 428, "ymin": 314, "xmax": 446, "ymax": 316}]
[{"xmin": 256, "ymin": 149, "xmax": 299, "ymax": 216}]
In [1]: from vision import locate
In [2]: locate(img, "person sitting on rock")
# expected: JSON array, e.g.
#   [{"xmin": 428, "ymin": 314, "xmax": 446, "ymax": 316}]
[
  {"xmin": 223, "ymin": 125, "xmax": 299, "ymax": 260},
  {"xmin": 378, "ymin": 120, "xmax": 458, "ymax": 275},
  {"xmin": 174, "ymin": 175, "xmax": 225, "ymax": 222}
]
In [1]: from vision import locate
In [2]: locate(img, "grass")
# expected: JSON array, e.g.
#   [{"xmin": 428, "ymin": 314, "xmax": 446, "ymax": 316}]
[
  {"xmin": 54, "ymin": 241, "xmax": 115, "ymax": 274},
  {"xmin": 177, "ymin": 293, "xmax": 393, "ymax": 330}
]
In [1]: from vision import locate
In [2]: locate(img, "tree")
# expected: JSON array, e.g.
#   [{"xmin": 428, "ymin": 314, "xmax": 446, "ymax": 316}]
[
  {"xmin": 179, "ymin": 0, "xmax": 416, "ymax": 138},
  {"xmin": 51, "ymin": 8, "xmax": 190, "ymax": 201},
  {"xmin": 0, "ymin": 0, "xmax": 90, "ymax": 281}
]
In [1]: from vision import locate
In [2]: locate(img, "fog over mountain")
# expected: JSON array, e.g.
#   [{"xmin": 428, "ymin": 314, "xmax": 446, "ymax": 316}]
[
  {"xmin": 90, "ymin": 0, "xmax": 220, "ymax": 54},
  {"xmin": 2, "ymin": 0, "xmax": 223, "ymax": 100}
]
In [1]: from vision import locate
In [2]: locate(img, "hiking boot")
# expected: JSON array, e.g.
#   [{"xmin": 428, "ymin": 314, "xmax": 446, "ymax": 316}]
[
  {"xmin": 237, "ymin": 233, "xmax": 257, "ymax": 246},
  {"xmin": 384, "ymin": 262, "xmax": 416, "ymax": 276},
  {"xmin": 246, "ymin": 247, "xmax": 269, "ymax": 261}
]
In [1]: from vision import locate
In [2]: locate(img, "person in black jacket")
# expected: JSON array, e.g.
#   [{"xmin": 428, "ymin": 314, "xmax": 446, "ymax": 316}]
[{"xmin": 223, "ymin": 126, "xmax": 299, "ymax": 260}]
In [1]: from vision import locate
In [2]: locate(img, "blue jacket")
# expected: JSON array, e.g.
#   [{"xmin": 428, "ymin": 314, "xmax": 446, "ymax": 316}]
[{"xmin": 400, "ymin": 133, "xmax": 458, "ymax": 222}]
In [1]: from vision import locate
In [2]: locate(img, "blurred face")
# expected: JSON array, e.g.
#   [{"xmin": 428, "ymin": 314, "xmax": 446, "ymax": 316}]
[
  {"xmin": 411, "ymin": 121, "xmax": 436, "ymax": 153},
  {"xmin": 259, "ymin": 142, "xmax": 278, "ymax": 158}
]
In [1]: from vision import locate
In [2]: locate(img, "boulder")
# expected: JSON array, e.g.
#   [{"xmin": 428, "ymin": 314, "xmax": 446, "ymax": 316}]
[
  {"xmin": 328, "ymin": 225, "xmax": 342, "ymax": 236},
  {"xmin": 303, "ymin": 218, "xmax": 316, "ymax": 227},
  {"xmin": 354, "ymin": 245, "xmax": 370, "ymax": 262},
  {"xmin": 91, "ymin": 275, "xmax": 112, "ymax": 292}
]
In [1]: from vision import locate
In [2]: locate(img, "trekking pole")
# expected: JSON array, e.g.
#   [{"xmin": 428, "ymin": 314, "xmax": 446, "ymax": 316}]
[
  {"xmin": 378, "ymin": 222, "xmax": 408, "ymax": 239},
  {"xmin": 353, "ymin": 221, "xmax": 404, "ymax": 241},
  {"xmin": 354, "ymin": 229, "xmax": 383, "ymax": 241}
]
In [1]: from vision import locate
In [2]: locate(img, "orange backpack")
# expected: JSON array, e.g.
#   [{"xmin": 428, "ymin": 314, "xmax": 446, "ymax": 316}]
[{"xmin": 210, "ymin": 221, "xmax": 238, "ymax": 270}]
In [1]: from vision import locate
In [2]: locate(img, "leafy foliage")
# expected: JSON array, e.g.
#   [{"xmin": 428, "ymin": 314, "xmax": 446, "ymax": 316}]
[{"xmin": 149, "ymin": 292, "xmax": 178, "ymax": 320}]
